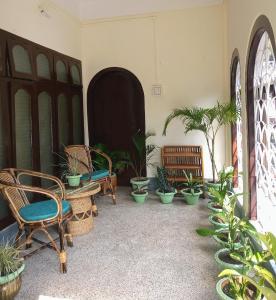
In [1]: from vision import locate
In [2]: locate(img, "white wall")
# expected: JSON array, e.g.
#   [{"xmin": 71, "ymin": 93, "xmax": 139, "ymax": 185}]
[
  {"xmin": 0, "ymin": 0, "xmax": 81, "ymax": 58},
  {"xmin": 81, "ymin": 5, "xmax": 226, "ymax": 178},
  {"xmin": 226, "ymin": 0, "xmax": 276, "ymax": 216}
]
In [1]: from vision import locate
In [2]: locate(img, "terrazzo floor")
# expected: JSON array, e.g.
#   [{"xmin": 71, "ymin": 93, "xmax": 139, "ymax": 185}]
[{"xmin": 17, "ymin": 187, "xmax": 219, "ymax": 300}]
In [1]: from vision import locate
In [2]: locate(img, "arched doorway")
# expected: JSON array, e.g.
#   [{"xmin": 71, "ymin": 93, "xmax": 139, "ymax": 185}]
[{"xmin": 87, "ymin": 67, "xmax": 145, "ymax": 185}]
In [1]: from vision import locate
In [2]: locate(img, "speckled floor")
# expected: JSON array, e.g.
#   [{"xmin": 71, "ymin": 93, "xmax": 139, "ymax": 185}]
[{"xmin": 17, "ymin": 187, "xmax": 219, "ymax": 300}]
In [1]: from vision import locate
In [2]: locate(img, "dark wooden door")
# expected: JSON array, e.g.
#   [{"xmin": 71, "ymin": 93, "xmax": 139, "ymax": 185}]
[{"xmin": 87, "ymin": 68, "xmax": 145, "ymax": 185}]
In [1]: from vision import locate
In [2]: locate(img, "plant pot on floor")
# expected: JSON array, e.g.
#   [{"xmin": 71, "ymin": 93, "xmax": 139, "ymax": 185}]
[
  {"xmin": 208, "ymin": 214, "xmax": 229, "ymax": 229},
  {"xmin": 181, "ymin": 189, "xmax": 202, "ymax": 205},
  {"xmin": 130, "ymin": 177, "xmax": 150, "ymax": 190},
  {"xmin": 213, "ymin": 229, "xmax": 242, "ymax": 250},
  {"xmin": 66, "ymin": 174, "xmax": 82, "ymax": 187},
  {"xmin": 156, "ymin": 189, "xmax": 176, "ymax": 204},
  {"xmin": 216, "ymin": 278, "xmax": 235, "ymax": 300},
  {"xmin": 0, "ymin": 263, "xmax": 25, "ymax": 300},
  {"xmin": 131, "ymin": 191, "xmax": 148, "ymax": 203},
  {"xmin": 214, "ymin": 248, "xmax": 245, "ymax": 272},
  {"xmin": 206, "ymin": 181, "xmax": 222, "ymax": 191},
  {"xmin": 216, "ymin": 277, "xmax": 262, "ymax": 300},
  {"xmin": 207, "ymin": 201, "xmax": 223, "ymax": 213}
]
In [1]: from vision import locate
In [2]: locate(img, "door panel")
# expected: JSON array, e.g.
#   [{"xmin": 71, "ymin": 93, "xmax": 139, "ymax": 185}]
[{"xmin": 87, "ymin": 68, "xmax": 145, "ymax": 185}]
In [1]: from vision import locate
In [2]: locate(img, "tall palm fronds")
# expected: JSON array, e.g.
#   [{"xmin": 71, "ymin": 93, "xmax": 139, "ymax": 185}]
[
  {"xmin": 163, "ymin": 101, "xmax": 240, "ymax": 182},
  {"xmin": 128, "ymin": 130, "xmax": 158, "ymax": 178}
]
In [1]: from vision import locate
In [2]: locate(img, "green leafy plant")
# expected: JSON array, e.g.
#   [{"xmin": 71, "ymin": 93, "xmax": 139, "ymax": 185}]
[
  {"xmin": 156, "ymin": 167, "xmax": 174, "ymax": 193},
  {"xmin": 127, "ymin": 130, "xmax": 158, "ymax": 178},
  {"xmin": 182, "ymin": 170, "xmax": 202, "ymax": 194},
  {"xmin": 163, "ymin": 102, "xmax": 240, "ymax": 183},
  {"xmin": 197, "ymin": 192, "xmax": 256, "ymax": 252},
  {"xmin": 92, "ymin": 143, "xmax": 129, "ymax": 174},
  {"xmin": 0, "ymin": 242, "xmax": 23, "ymax": 277},
  {"xmin": 219, "ymin": 232, "xmax": 276, "ymax": 300}
]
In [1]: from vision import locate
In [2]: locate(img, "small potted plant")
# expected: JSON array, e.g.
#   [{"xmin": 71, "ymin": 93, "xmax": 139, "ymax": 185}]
[
  {"xmin": 127, "ymin": 130, "xmax": 158, "ymax": 190},
  {"xmin": 207, "ymin": 166, "xmax": 235, "ymax": 213},
  {"xmin": 180, "ymin": 170, "xmax": 202, "ymax": 205},
  {"xmin": 57, "ymin": 152, "xmax": 81, "ymax": 187},
  {"xmin": 208, "ymin": 211, "xmax": 230, "ymax": 229},
  {"xmin": 131, "ymin": 184, "xmax": 148, "ymax": 204},
  {"xmin": 156, "ymin": 167, "xmax": 176, "ymax": 204},
  {"xmin": 0, "ymin": 243, "xmax": 25, "ymax": 300}
]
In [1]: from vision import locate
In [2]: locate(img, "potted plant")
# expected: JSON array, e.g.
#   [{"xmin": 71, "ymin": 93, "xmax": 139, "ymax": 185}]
[
  {"xmin": 162, "ymin": 102, "xmax": 240, "ymax": 187},
  {"xmin": 216, "ymin": 232, "xmax": 276, "ymax": 300},
  {"xmin": 209, "ymin": 212, "xmax": 231, "ymax": 230},
  {"xmin": 127, "ymin": 131, "xmax": 158, "ymax": 190},
  {"xmin": 0, "ymin": 243, "xmax": 25, "ymax": 300},
  {"xmin": 131, "ymin": 184, "xmax": 148, "ymax": 204},
  {"xmin": 57, "ymin": 152, "xmax": 81, "ymax": 187},
  {"xmin": 207, "ymin": 166, "xmax": 235, "ymax": 212},
  {"xmin": 180, "ymin": 170, "xmax": 202, "ymax": 205},
  {"xmin": 197, "ymin": 193, "xmax": 258, "ymax": 272},
  {"xmin": 156, "ymin": 167, "xmax": 176, "ymax": 204}
]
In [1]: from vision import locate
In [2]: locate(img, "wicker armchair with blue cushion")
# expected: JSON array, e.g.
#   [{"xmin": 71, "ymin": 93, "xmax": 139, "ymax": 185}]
[
  {"xmin": 0, "ymin": 168, "xmax": 73, "ymax": 273},
  {"xmin": 64, "ymin": 145, "xmax": 116, "ymax": 214}
]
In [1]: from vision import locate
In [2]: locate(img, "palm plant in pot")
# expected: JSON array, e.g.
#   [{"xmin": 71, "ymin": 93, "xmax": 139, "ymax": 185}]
[
  {"xmin": 131, "ymin": 184, "xmax": 148, "ymax": 204},
  {"xmin": 127, "ymin": 131, "xmax": 158, "ymax": 190},
  {"xmin": 180, "ymin": 170, "xmax": 202, "ymax": 205},
  {"xmin": 156, "ymin": 167, "xmax": 176, "ymax": 204},
  {"xmin": 0, "ymin": 242, "xmax": 25, "ymax": 300},
  {"xmin": 217, "ymin": 232, "xmax": 276, "ymax": 300},
  {"xmin": 163, "ymin": 102, "xmax": 240, "ymax": 188}
]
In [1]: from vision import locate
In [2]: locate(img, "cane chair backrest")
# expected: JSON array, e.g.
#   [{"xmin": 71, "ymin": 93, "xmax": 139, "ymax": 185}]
[
  {"xmin": 0, "ymin": 169, "xmax": 29, "ymax": 212},
  {"xmin": 64, "ymin": 145, "xmax": 92, "ymax": 175}
]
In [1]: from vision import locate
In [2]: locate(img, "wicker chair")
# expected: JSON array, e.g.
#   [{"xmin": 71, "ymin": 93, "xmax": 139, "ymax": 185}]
[
  {"xmin": 64, "ymin": 145, "xmax": 116, "ymax": 213},
  {"xmin": 0, "ymin": 168, "xmax": 73, "ymax": 273}
]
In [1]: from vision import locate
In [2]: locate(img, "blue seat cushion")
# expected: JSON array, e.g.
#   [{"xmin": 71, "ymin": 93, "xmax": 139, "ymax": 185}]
[
  {"xmin": 19, "ymin": 200, "xmax": 71, "ymax": 222},
  {"xmin": 81, "ymin": 169, "xmax": 109, "ymax": 181}
]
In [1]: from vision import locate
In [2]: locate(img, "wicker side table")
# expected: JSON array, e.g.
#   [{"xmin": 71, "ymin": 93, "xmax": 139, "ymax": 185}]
[{"xmin": 64, "ymin": 182, "xmax": 101, "ymax": 236}]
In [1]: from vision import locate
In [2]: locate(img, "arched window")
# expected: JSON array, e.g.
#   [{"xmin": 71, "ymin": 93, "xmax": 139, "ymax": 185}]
[
  {"xmin": 231, "ymin": 51, "xmax": 243, "ymax": 192},
  {"xmin": 247, "ymin": 16, "xmax": 276, "ymax": 228}
]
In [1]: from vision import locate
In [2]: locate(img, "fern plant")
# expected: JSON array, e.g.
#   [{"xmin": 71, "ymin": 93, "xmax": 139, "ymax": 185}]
[{"xmin": 163, "ymin": 101, "xmax": 240, "ymax": 183}]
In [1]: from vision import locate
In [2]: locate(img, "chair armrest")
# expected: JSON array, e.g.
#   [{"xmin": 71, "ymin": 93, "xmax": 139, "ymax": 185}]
[
  {"xmin": 12, "ymin": 168, "xmax": 65, "ymax": 200},
  {"xmin": 89, "ymin": 147, "xmax": 112, "ymax": 175}
]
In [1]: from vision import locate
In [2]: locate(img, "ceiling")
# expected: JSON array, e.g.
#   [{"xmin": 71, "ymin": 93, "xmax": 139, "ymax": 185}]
[{"xmin": 50, "ymin": 0, "xmax": 223, "ymax": 21}]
